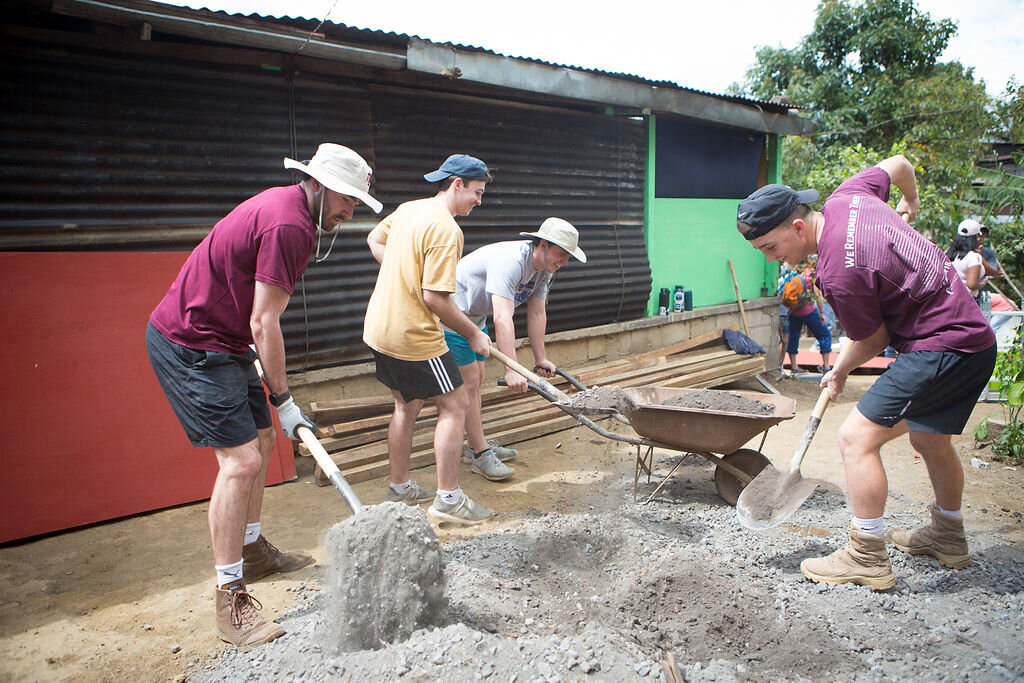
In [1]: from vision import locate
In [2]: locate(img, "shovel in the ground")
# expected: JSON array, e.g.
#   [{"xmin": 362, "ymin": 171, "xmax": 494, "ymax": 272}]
[
  {"xmin": 487, "ymin": 345, "xmax": 632, "ymax": 423},
  {"xmin": 736, "ymin": 386, "xmax": 829, "ymax": 529},
  {"xmin": 253, "ymin": 357, "xmax": 363, "ymax": 515}
]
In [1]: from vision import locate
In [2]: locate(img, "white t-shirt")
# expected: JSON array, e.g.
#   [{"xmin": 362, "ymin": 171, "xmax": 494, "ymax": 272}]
[
  {"xmin": 952, "ymin": 251, "xmax": 983, "ymax": 296},
  {"xmin": 447, "ymin": 240, "xmax": 552, "ymax": 330}
]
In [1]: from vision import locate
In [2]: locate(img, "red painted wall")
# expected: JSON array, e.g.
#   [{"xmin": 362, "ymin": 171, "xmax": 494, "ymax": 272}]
[{"xmin": 0, "ymin": 252, "xmax": 296, "ymax": 543}]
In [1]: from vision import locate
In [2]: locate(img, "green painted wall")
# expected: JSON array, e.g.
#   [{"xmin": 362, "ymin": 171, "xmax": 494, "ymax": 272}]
[{"xmin": 644, "ymin": 117, "xmax": 780, "ymax": 316}]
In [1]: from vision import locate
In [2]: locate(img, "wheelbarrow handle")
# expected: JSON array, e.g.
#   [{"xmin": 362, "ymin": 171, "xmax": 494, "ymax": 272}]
[{"xmin": 552, "ymin": 367, "xmax": 588, "ymax": 392}]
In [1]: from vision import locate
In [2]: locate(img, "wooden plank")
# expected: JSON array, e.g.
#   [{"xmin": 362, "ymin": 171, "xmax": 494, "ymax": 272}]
[
  {"xmin": 338, "ymin": 412, "xmax": 586, "ymax": 483},
  {"xmin": 587, "ymin": 350, "xmax": 738, "ymax": 388}
]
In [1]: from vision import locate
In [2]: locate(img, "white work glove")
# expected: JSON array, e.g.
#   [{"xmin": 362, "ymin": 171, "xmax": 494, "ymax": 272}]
[{"xmin": 276, "ymin": 397, "xmax": 316, "ymax": 440}]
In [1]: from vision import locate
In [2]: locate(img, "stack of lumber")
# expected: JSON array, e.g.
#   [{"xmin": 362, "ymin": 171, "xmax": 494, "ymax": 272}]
[{"xmin": 305, "ymin": 326, "xmax": 763, "ymax": 485}]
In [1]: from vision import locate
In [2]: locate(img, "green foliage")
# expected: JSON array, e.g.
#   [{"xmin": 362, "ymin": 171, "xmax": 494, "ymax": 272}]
[
  {"xmin": 738, "ymin": 0, "xmax": 997, "ymax": 241},
  {"xmin": 975, "ymin": 328, "xmax": 1024, "ymax": 465}
]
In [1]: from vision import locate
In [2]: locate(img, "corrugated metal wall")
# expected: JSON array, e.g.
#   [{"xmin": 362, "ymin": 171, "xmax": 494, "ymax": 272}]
[
  {"xmin": 367, "ymin": 86, "xmax": 649, "ymax": 349},
  {"xmin": 1, "ymin": 32, "xmax": 649, "ymax": 369}
]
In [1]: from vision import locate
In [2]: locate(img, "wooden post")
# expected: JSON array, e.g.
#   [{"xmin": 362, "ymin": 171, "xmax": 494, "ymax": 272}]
[{"xmin": 727, "ymin": 259, "xmax": 750, "ymax": 336}]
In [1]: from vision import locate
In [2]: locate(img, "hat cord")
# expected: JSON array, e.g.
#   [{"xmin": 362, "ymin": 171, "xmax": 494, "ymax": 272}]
[{"xmin": 313, "ymin": 190, "xmax": 340, "ymax": 263}]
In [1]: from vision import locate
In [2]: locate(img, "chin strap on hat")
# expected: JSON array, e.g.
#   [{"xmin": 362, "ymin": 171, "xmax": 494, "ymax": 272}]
[{"xmin": 313, "ymin": 190, "xmax": 340, "ymax": 263}]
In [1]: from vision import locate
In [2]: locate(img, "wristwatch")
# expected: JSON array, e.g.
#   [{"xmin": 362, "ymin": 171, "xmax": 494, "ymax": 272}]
[{"xmin": 268, "ymin": 390, "xmax": 291, "ymax": 407}]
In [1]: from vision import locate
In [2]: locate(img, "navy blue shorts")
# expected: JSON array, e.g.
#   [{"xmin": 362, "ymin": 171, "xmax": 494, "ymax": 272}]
[
  {"xmin": 857, "ymin": 345, "xmax": 996, "ymax": 434},
  {"xmin": 371, "ymin": 349, "xmax": 463, "ymax": 402},
  {"xmin": 146, "ymin": 323, "xmax": 272, "ymax": 448}
]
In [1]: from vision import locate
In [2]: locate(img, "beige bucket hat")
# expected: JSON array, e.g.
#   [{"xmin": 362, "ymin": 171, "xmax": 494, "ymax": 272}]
[
  {"xmin": 284, "ymin": 143, "xmax": 382, "ymax": 214},
  {"xmin": 520, "ymin": 217, "xmax": 586, "ymax": 263}
]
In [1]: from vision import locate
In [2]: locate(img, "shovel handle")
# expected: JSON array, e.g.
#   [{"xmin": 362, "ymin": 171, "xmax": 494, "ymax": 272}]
[
  {"xmin": 298, "ymin": 426, "xmax": 364, "ymax": 515},
  {"xmin": 488, "ymin": 345, "xmax": 571, "ymax": 402}
]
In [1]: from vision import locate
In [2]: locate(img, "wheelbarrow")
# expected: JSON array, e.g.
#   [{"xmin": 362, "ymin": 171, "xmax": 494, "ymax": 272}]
[{"xmin": 490, "ymin": 348, "xmax": 796, "ymax": 505}]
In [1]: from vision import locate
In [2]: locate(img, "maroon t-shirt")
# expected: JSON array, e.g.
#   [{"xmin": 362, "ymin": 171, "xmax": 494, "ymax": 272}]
[
  {"xmin": 816, "ymin": 167, "xmax": 994, "ymax": 354},
  {"xmin": 150, "ymin": 184, "xmax": 315, "ymax": 355}
]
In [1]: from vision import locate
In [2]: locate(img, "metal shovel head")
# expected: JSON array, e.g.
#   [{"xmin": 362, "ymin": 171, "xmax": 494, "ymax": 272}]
[
  {"xmin": 554, "ymin": 400, "xmax": 622, "ymax": 418},
  {"xmin": 735, "ymin": 465, "xmax": 818, "ymax": 530}
]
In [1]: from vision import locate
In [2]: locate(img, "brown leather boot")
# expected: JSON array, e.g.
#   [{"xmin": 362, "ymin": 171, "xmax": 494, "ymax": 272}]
[
  {"xmin": 242, "ymin": 535, "xmax": 314, "ymax": 583},
  {"xmin": 887, "ymin": 504, "xmax": 971, "ymax": 569},
  {"xmin": 215, "ymin": 580, "xmax": 284, "ymax": 649},
  {"xmin": 800, "ymin": 522, "xmax": 895, "ymax": 590}
]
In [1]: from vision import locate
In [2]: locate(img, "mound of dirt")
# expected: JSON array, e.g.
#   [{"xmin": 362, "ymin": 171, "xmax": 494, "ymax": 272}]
[
  {"xmin": 325, "ymin": 502, "xmax": 446, "ymax": 652},
  {"xmin": 565, "ymin": 385, "xmax": 637, "ymax": 415},
  {"xmin": 661, "ymin": 388, "xmax": 776, "ymax": 415},
  {"xmin": 191, "ymin": 473, "xmax": 1023, "ymax": 682}
]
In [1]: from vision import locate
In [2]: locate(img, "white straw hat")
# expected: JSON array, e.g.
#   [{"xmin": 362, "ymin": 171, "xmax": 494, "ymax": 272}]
[
  {"xmin": 284, "ymin": 143, "xmax": 382, "ymax": 214},
  {"xmin": 520, "ymin": 217, "xmax": 586, "ymax": 263}
]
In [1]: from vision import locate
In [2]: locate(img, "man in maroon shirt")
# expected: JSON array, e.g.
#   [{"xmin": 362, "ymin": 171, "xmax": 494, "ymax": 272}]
[
  {"xmin": 147, "ymin": 144, "xmax": 381, "ymax": 647},
  {"xmin": 738, "ymin": 155, "xmax": 996, "ymax": 589}
]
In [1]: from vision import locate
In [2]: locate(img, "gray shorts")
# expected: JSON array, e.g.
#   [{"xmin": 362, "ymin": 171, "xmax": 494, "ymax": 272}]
[
  {"xmin": 857, "ymin": 345, "xmax": 996, "ymax": 434},
  {"xmin": 146, "ymin": 323, "xmax": 272, "ymax": 448}
]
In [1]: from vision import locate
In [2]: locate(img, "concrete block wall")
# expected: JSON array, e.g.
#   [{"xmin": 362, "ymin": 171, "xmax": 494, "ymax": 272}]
[{"xmin": 289, "ymin": 297, "xmax": 780, "ymax": 409}]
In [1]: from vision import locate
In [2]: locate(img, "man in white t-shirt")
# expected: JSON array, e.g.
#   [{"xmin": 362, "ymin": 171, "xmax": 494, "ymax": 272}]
[{"xmin": 443, "ymin": 218, "xmax": 586, "ymax": 481}]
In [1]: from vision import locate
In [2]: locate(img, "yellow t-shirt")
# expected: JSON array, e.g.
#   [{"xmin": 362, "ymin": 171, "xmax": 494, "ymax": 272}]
[{"xmin": 363, "ymin": 197, "xmax": 464, "ymax": 361}]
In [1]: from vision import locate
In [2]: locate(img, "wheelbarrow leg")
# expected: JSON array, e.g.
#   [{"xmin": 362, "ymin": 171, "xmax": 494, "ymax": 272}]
[
  {"xmin": 642, "ymin": 452, "xmax": 695, "ymax": 505},
  {"xmin": 633, "ymin": 444, "xmax": 654, "ymax": 503}
]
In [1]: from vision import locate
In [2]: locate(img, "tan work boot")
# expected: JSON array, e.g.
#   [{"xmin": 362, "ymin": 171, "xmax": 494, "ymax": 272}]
[
  {"xmin": 887, "ymin": 504, "xmax": 971, "ymax": 569},
  {"xmin": 800, "ymin": 523, "xmax": 895, "ymax": 590},
  {"xmin": 215, "ymin": 580, "xmax": 284, "ymax": 649},
  {"xmin": 242, "ymin": 535, "xmax": 314, "ymax": 583}
]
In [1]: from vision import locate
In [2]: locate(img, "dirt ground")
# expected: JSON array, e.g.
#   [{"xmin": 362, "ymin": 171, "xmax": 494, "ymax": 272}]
[{"xmin": 1, "ymin": 373, "xmax": 1022, "ymax": 682}]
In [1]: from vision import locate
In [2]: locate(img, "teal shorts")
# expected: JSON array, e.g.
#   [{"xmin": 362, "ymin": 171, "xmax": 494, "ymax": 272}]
[{"xmin": 444, "ymin": 325, "xmax": 488, "ymax": 367}]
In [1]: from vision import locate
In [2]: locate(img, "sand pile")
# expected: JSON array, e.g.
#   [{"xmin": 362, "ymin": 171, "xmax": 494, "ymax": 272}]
[
  {"xmin": 564, "ymin": 386, "xmax": 637, "ymax": 414},
  {"xmin": 661, "ymin": 389, "xmax": 775, "ymax": 415},
  {"xmin": 325, "ymin": 502, "xmax": 446, "ymax": 652}
]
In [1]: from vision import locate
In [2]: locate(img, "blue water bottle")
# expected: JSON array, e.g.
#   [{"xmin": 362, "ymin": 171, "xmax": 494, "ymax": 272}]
[{"xmin": 673, "ymin": 286, "xmax": 685, "ymax": 313}]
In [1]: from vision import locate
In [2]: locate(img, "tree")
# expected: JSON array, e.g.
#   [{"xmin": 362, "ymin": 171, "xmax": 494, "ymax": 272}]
[{"xmin": 734, "ymin": 0, "xmax": 996, "ymax": 239}]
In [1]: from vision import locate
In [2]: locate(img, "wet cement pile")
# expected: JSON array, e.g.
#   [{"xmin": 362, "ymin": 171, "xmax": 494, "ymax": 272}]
[
  {"xmin": 564, "ymin": 385, "xmax": 637, "ymax": 415},
  {"xmin": 325, "ymin": 502, "xmax": 446, "ymax": 652},
  {"xmin": 191, "ymin": 469, "xmax": 1023, "ymax": 682},
  {"xmin": 661, "ymin": 389, "xmax": 776, "ymax": 415}
]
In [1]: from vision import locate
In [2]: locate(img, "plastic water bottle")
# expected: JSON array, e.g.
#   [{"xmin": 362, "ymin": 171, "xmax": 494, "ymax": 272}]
[
  {"xmin": 673, "ymin": 286, "xmax": 685, "ymax": 313},
  {"xmin": 658, "ymin": 288, "xmax": 670, "ymax": 315}
]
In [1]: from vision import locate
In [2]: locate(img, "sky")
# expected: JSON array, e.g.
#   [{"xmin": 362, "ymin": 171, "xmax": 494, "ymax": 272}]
[{"xmin": 154, "ymin": 0, "xmax": 1022, "ymax": 99}]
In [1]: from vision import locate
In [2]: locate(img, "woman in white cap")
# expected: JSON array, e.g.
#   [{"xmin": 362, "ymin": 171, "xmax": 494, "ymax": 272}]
[{"xmin": 946, "ymin": 219, "xmax": 985, "ymax": 299}]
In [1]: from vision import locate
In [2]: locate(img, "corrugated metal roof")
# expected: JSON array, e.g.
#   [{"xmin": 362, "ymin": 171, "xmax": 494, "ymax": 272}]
[{"xmin": 151, "ymin": 3, "xmax": 795, "ymax": 115}]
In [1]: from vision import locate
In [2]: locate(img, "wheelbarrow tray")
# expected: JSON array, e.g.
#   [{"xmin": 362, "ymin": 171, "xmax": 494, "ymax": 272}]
[{"xmin": 623, "ymin": 387, "xmax": 796, "ymax": 454}]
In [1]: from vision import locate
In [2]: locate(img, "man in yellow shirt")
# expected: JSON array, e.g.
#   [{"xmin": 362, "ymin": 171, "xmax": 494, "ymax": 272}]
[{"xmin": 364, "ymin": 154, "xmax": 494, "ymax": 525}]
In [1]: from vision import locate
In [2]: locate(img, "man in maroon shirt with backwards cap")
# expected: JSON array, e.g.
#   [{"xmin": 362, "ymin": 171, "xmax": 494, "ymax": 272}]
[
  {"xmin": 147, "ymin": 143, "xmax": 381, "ymax": 647},
  {"xmin": 738, "ymin": 155, "xmax": 996, "ymax": 590}
]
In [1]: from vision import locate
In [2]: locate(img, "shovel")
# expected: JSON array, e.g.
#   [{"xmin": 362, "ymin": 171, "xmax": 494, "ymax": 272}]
[
  {"xmin": 488, "ymin": 345, "xmax": 632, "ymax": 423},
  {"xmin": 736, "ymin": 383, "xmax": 830, "ymax": 530},
  {"xmin": 254, "ymin": 358, "xmax": 363, "ymax": 515}
]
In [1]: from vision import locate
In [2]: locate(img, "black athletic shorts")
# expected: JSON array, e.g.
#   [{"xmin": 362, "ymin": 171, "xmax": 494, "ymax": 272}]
[
  {"xmin": 146, "ymin": 323, "xmax": 272, "ymax": 448},
  {"xmin": 857, "ymin": 344, "xmax": 997, "ymax": 434},
  {"xmin": 371, "ymin": 349, "xmax": 463, "ymax": 402}
]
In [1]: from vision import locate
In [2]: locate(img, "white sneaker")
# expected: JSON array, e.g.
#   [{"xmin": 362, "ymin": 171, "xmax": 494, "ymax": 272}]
[
  {"xmin": 462, "ymin": 440, "xmax": 517, "ymax": 463},
  {"xmin": 470, "ymin": 451, "xmax": 515, "ymax": 481},
  {"xmin": 385, "ymin": 481, "xmax": 435, "ymax": 505},
  {"xmin": 427, "ymin": 492, "xmax": 493, "ymax": 526}
]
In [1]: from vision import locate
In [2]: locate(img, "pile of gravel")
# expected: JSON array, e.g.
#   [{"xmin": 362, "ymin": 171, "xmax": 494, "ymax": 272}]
[{"xmin": 190, "ymin": 460, "xmax": 1023, "ymax": 682}]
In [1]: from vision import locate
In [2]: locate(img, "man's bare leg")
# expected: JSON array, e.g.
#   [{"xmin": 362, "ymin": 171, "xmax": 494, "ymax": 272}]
[{"xmin": 388, "ymin": 392, "xmax": 424, "ymax": 485}]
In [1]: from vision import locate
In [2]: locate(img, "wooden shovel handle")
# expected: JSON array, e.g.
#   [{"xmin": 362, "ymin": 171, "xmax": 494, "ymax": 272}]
[{"xmin": 488, "ymin": 345, "xmax": 570, "ymax": 401}]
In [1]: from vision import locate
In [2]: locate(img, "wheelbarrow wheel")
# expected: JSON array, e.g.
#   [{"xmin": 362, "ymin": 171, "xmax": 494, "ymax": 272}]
[{"xmin": 714, "ymin": 448, "xmax": 772, "ymax": 506}]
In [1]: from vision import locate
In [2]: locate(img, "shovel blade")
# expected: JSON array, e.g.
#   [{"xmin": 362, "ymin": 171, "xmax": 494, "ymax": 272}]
[{"xmin": 735, "ymin": 465, "xmax": 818, "ymax": 530}]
